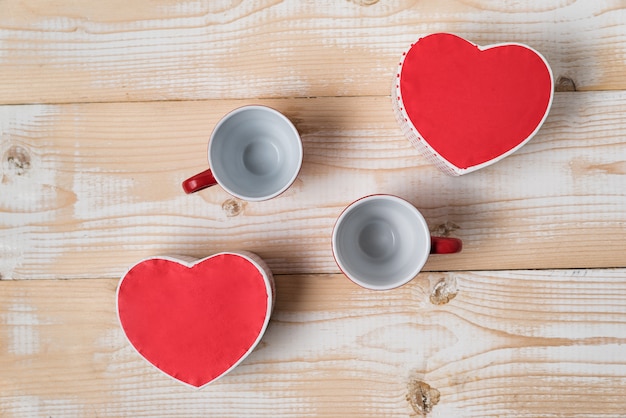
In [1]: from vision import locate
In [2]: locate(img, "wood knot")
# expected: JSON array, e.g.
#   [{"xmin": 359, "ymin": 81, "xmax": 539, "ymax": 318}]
[
  {"xmin": 430, "ymin": 276, "xmax": 458, "ymax": 305},
  {"xmin": 555, "ymin": 76, "xmax": 577, "ymax": 92},
  {"xmin": 4, "ymin": 145, "xmax": 31, "ymax": 176},
  {"xmin": 432, "ymin": 221, "xmax": 460, "ymax": 237},
  {"xmin": 221, "ymin": 198, "xmax": 245, "ymax": 217},
  {"xmin": 407, "ymin": 379, "xmax": 440, "ymax": 415},
  {"xmin": 349, "ymin": 0, "xmax": 379, "ymax": 5}
]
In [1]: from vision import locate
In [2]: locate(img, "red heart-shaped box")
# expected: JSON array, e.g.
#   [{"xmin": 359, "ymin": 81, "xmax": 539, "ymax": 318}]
[
  {"xmin": 116, "ymin": 252, "xmax": 274, "ymax": 388},
  {"xmin": 393, "ymin": 33, "xmax": 554, "ymax": 175}
]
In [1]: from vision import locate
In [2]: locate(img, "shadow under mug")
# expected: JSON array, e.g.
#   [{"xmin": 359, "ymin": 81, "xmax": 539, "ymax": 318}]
[
  {"xmin": 182, "ymin": 105, "xmax": 303, "ymax": 201},
  {"xmin": 332, "ymin": 194, "xmax": 462, "ymax": 290}
]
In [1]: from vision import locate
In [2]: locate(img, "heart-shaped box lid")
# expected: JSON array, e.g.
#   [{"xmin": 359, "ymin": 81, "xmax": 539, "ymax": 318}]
[
  {"xmin": 116, "ymin": 251, "xmax": 274, "ymax": 388},
  {"xmin": 393, "ymin": 33, "xmax": 554, "ymax": 175}
]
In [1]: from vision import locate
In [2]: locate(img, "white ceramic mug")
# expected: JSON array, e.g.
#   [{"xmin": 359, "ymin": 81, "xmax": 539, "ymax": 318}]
[
  {"xmin": 183, "ymin": 105, "xmax": 303, "ymax": 201},
  {"xmin": 332, "ymin": 195, "xmax": 462, "ymax": 290}
]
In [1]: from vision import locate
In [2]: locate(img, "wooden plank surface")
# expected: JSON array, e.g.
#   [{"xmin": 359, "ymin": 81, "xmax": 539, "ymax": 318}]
[
  {"xmin": 1, "ymin": 92, "xmax": 626, "ymax": 279},
  {"xmin": 2, "ymin": 0, "xmax": 626, "ymax": 416},
  {"xmin": 1, "ymin": 1, "xmax": 626, "ymax": 104},
  {"xmin": 1, "ymin": 270, "xmax": 626, "ymax": 417}
]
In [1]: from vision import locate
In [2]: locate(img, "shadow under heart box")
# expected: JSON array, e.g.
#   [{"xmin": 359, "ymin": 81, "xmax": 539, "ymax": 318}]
[
  {"xmin": 393, "ymin": 33, "xmax": 554, "ymax": 175},
  {"xmin": 116, "ymin": 251, "xmax": 274, "ymax": 388}
]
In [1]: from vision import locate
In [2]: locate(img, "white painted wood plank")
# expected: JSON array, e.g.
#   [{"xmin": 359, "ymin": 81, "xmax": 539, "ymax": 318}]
[
  {"xmin": 0, "ymin": 0, "xmax": 625, "ymax": 103},
  {"xmin": 1, "ymin": 92, "xmax": 625, "ymax": 279},
  {"xmin": 1, "ymin": 270, "xmax": 625, "ymax": 417}
]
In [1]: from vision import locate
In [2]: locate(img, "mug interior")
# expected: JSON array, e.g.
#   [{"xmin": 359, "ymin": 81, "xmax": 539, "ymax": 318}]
[
  {"xmin": 332, "ymin": 195, "xmax": 430, "ymax": 290},
  {"xmin": 209, "ymin": 106, "xmax": 302, "ymax": 200}
]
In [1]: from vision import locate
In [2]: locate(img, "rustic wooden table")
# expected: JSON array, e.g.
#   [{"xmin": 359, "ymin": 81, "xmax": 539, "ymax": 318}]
[{"xmin": 2, "ymin": 1, "xmax": 626, "ymax": 416}]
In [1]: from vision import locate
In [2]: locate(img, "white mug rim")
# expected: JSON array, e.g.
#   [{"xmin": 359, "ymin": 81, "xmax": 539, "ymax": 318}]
[
  {"xmin": 207, "ymin": 105, "xmax": 303, "ymax": 202},
  {"xmin": 331, "ymin": 194, "xmax": 431, "ymax": 290}
]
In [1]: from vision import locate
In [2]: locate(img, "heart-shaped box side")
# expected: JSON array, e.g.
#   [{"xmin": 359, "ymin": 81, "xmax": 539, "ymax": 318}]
[
  {"xmin": 393, "ymin": 33, "xmax": 554, "ymax": 175},
  {"xmin": 116, "ymin": 251, "xmax": 274, "ymax": 388}
]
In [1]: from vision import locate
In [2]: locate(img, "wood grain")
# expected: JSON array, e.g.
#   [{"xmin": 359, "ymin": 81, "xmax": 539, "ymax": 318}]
[
  {"xmin": 1, "ymin": 270, "xmax": 625, "ymax": 417},
  {"xmin": 1, "ymin": 0, "xmax": 626, "ymax": 104},
  {"xmin": 1, "ymin": 92, "xmax": 625, "ymax": 279},
  {"xmin": 2, "ymin": 1, "xmax": 625, "ymax": 416}
]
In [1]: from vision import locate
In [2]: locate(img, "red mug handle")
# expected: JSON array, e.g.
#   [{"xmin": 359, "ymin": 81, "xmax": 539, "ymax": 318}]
[
  {"xmin": 430, "ymin": 236, "xmax": 462, "ymax": 254},
  {"xmin": 182, "ymin": 169, "xmax": 218, "ymax": 194}
]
